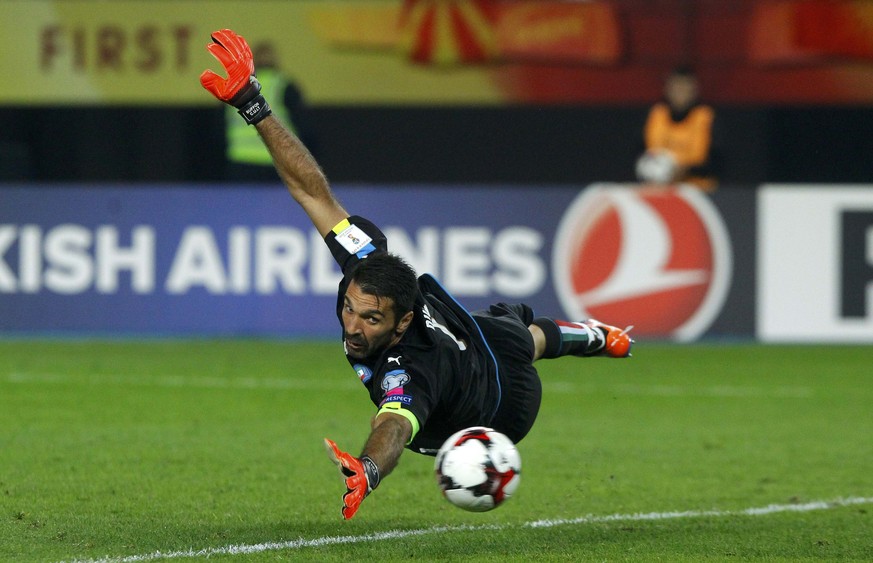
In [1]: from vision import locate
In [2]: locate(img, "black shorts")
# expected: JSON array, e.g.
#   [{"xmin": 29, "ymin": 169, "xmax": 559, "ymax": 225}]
[{"xmin": 472, "ymin": 303, "xmax": 542, "ymax": 444}]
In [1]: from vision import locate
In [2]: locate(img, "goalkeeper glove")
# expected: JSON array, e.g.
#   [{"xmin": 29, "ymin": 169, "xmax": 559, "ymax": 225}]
[
  {"xmin": 199, "ymin": 29, "xmax": 272, "ymax": 125},
  {"xmin": 324, "ymin": 438, "xmax": 380, "ymax": 520}
]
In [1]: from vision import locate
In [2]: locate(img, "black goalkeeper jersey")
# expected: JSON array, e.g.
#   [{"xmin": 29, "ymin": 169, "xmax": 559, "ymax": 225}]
[{"xmin": 324, "ymin": 215, "xmax": 503, "ymax": 455}]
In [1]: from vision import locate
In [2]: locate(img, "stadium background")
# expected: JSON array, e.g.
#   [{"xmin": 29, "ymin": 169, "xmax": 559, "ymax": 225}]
[{"xmin": 1, "ymin": 0, "xmax": 872, "ymax": 343}]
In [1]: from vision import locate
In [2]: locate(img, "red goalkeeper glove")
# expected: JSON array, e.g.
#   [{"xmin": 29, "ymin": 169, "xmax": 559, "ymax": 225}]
[
  {"xmin": 324, "ymin": 438, "xmax": 380, "ymax": 520},
  {"xmin": 199, "ymin": 29, "xmax": 272, "ymax": 125}
]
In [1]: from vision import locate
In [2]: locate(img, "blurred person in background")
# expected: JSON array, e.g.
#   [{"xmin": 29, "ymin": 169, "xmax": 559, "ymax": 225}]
[
  {"xmin": 636, "ymin": 66, "xmax": 718, "ymax": 191},
  {"xmin": 224, "ymin": 41, "xmax": 317, "ymax": 182}
]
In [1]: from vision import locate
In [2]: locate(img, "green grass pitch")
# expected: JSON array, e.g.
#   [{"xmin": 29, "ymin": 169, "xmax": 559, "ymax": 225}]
[{"xmin": 1, "ymin": 340, "xmax": 871, "ymax": 562}]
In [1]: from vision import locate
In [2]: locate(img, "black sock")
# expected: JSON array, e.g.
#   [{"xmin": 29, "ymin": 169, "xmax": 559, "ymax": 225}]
[{"xmin": 532, "ymin": 317, "xmax": 605, "ymax": 358}]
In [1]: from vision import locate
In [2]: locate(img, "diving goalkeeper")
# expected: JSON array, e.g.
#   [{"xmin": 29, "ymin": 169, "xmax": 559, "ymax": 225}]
[{"xmin": 200, "ymin": 29, "xmax": 634, "ymax": 520}]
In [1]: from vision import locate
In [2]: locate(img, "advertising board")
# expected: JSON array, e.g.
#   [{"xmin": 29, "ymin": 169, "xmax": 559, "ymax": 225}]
[
  {"xmin": 1, "ymin": 183, "xmax": 758, "ymax": 339},
  {"xmin": 758, "ymin": 186, "xmax": 873, "ymax": 342}
]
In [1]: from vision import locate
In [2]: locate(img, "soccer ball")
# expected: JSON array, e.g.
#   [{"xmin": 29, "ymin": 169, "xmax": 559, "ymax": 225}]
[
  {"xmin": 635, "ymin": 149, "xmax": 678, "ymax": 184},
  {"xmin": 434, "ymin": 426, "xmax": 521, "ymax": 512}
]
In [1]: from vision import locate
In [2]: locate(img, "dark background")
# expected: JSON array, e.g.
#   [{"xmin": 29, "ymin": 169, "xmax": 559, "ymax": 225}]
[
  {"xmin": 3, "ymin": 0, "xmax": 872, "ymax": 187},
  {"xmin": 1, "ymin": 104, "xmax": 870, "ymax": 185}
]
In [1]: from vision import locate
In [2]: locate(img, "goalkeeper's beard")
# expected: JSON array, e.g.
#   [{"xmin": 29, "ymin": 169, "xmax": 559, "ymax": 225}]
[{"xmin": 343, "ymin": 325, "xmax": 398, "ymax": 360}]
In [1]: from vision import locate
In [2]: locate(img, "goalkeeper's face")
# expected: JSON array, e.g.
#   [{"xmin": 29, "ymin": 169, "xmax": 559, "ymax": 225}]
[{"xmin": 341, "ymin": 281, "xmax": 412, "ymax": 360}]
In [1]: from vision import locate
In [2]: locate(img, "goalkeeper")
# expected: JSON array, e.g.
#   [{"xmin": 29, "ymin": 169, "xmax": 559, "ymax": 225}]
[{"xmin": 201, "ymin": 29, "xmax": 633, "ymax": 520}]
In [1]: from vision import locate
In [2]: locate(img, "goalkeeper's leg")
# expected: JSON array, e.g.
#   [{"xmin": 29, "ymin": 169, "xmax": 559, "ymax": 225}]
[{"xmin": 530, "ymin": 318, "xmax": 633, "ymax": 359}]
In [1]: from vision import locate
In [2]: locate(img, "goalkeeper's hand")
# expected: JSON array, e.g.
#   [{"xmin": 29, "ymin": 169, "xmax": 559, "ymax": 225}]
[
  {"xmin": 199, "ymin": 28, "xmax": 272, "ymax": 125},
  {"xmin": 324, "ymin": 438, "xmax": 380, "ymax": 520}
]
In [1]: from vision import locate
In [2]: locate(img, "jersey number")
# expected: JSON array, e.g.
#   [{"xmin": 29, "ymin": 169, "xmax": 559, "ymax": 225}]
[{"xmin": 422, "ymin": 305, "xmax": 467, "ymax": 351}]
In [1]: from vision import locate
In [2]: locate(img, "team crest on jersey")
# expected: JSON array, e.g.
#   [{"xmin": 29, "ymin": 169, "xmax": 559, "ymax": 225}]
[{"xmin": 353, "ymin": 364, "xmax": 372, "ymax": 384}]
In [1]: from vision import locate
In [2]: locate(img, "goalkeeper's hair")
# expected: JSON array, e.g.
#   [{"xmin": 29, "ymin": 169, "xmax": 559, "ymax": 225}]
[{"xmin": 348, "ymin": 252, "xmax": 418, "ymax": 322}]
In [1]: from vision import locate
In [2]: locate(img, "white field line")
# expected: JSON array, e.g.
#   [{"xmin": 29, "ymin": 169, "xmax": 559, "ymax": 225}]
[
  {"xmin": 5, "ymin": 371, "xmax": 814, "ymax": 398},
  {"xmin": 4, "ymin": 371, "xmax": 356, "ymax": 392},
  {"xmin": 615, "ymin": 382, "xmax": 814, "ymax": 399},
  {"xmin": 544, "ymin": 381, "xmax": 814, "ymax": 398},
  {"xmin": 60, "ymin": 496, "xmax": 873, "ymax": 563}
]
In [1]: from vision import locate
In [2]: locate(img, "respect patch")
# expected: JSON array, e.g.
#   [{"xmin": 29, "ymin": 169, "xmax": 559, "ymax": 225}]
[{"xmin": 379, "ymin": 394, "xmax": 413, "ymax": 407}]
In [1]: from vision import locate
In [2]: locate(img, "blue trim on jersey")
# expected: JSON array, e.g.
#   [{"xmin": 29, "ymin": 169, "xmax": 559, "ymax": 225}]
[
  {"xmin": 356, "ymin": 243, "xmax": 377, "ymax": 259},
  {"xmin": 420, "ymin": 274, "xmax": 502, "ymax": 421}
]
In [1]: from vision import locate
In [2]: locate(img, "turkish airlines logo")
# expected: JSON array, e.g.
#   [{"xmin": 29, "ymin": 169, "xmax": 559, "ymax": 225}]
[{"xmin": 552, "ymin": 184, "xmax": 732, "ymax": 341}]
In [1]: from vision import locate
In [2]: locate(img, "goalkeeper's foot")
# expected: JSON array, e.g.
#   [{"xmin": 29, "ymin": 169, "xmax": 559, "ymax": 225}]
[{"xmin": 583, "ymin": 319, "xmax": 634, "ymax": 358}]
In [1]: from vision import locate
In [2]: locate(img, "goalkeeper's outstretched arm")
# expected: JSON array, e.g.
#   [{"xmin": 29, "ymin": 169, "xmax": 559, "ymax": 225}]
[
  {"xmin": 200, "ymin": 28, "xmax": 347, "ymax": 237},
  {"xmin": 255, "ymin": 115, "xmax": 348, "ymax": 237},
  {"xmin": 325, "ymin": 411, "xmax": 412, "ymax": 519}
]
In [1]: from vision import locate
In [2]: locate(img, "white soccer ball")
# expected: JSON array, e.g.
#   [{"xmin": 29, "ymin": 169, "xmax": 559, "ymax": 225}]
[
  {"xmin": 635, "ymin": 149, "xmax": 678, "ymax": 184},
  {"xmin": 434, "ymin": 426, "xmax": 521, "ymax": 512}
]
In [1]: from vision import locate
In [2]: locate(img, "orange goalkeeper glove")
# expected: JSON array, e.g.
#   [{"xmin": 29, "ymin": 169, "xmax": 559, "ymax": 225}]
[
  {"xmin": 324, "ymin": 438, "xmax": 380, "ymax": 520},
  {"xmin": 199, "ymin": 29, "xmax": 272, "ymax": 125}
]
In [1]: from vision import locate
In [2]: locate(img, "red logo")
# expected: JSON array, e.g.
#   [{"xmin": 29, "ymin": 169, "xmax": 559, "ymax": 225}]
[{"xmin": 552, "ymin": 184, "xmax": 732, "ymax": 340}]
